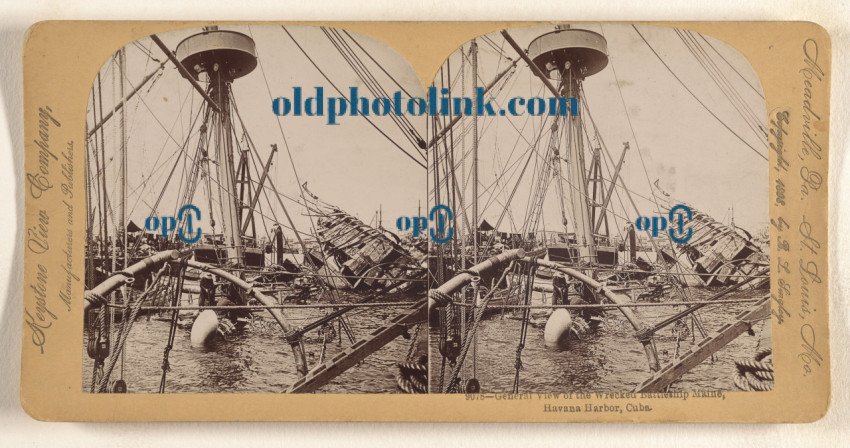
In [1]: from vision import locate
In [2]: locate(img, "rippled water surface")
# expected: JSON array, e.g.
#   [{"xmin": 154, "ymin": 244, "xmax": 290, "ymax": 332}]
[
  {"xmin": 430, "ymin": 288, "xmax": 770, "ymax": 393},
  {"xmin": 83, "ymin": 293, "xmax": 421, "ymax": 393},
  {"xmin": 83, "ymin": 287, "xmax": 768, "ymax": 394}
]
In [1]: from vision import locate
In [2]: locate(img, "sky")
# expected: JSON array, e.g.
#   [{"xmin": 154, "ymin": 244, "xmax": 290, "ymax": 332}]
[
  {"xmin": 87, "ymin": 25, "xmax": 427, "ymax": 243},
  {"xmin": 428, "ymin": 23, "xmax": 768, "ymax": 239},
  {"xmin": 86, "ymin": 23, "xmax": 768, "ymax": 246}
]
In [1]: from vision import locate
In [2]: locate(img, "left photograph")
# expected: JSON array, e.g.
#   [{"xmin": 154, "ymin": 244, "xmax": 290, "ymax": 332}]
[{"xmin": 82, "ymin": 25, "xmax": 428, "ymax": 394}]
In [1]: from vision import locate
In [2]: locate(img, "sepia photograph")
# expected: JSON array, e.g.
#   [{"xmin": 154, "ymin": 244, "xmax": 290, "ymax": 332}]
[
  {"xmin": 427, "ymin": 24, "xmax": 773, "ymax": 395},
  {"xmin": 81, "ymin": 25, "xmax": 429, "ymax": 394}
]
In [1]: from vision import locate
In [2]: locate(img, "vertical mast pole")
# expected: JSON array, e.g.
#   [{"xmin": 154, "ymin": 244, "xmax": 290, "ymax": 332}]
[
  {"xmin": 460, "ymin": 45, "xmax": 467, "ymax": 270},
  {"xmin": 566, "ymin": 72, "xmax": 596, "ymax": 262},
  {"xmin": 550, "ymin": 111, "xmax": 568, "ymax": 234},
  {"xmin": 110, "ymin": 60, "xmax": 118, "ymax": 276},
  {"xmin": 472, "ymin": 40, "xmax": 479, "ymax": 264},
  {"xmin": 118, "ymin": 48, "xmax": 128, "ymax": 270},
  {"xmin": 96, "ymin": 73, "xmax": 109, "ymax": 262},
  {"xmin": 214, "ymin": 80, "xmax": 244, "ymax": 265}
]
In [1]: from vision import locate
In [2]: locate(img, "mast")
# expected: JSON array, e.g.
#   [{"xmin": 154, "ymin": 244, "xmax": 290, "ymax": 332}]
[
  {"xmin": 109, "ymin": 60, "xmax": 118, "ymax": 275},
  {"xmin": 525, "ymin": 27, "xmax": 611, "ymax": 263},
  {"xmin": 118, "ymin": 48, "xmax": 128, "ymax": 270},
  {"xmin": 215, "ymin": 78, "xmax": 244, "ymax": 263},
  {"xmin": 549, "ymin": 117, "xmax": 569, "ymax": 233},
  {"xmin": 174, "ymin": 27, "xmax": 259, "ymax": 266},
  {"xmin": 471, "ymin": 40, "xmax": 480, "ymax": 264},
  {"xmin": 95, "ymin": 72, "xmax": 110, "ymax": 265},
  {"xmin": 459, "ymin": 44, "xmax": 467, "ymax": 270},
  {"xmin": 564, "ymin": 68, "xmax": 595, "ymax": 259}
]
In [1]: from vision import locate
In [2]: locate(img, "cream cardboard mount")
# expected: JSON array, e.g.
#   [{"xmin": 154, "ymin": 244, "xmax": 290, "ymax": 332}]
[{"xmin": 20, "ymin": 21, "xmax": 830, "ymax": 422}]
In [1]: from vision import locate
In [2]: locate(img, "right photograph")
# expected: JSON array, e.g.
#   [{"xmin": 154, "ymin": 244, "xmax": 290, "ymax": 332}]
[{"xmin": 427, "ymin": 24, "xmax": 772, "ymax": 394}]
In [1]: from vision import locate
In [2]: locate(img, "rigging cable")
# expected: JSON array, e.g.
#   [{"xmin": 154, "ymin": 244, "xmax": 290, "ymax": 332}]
[
  {"xmin": 512, "ymin": 262, "xmax": 536, "ymax": 393},
  {"xmin": 159, "ymin": 260, "xmax": 186, "ymax": 393},
  {"xmin": 630, "ymin": 25, "xmax": 767, "ymax": 161},
  {"xmin": 323, "ymin": 28, "xmax": 423, "ymax": 151},
  {"xmin": 696, "ymin": 33, "xmax": 764, "ymax": 100},
  {"xmin": 281, "ymin": 26, "xmax": 426, "ymax": 169},
  {"xmin": 330, "ymin": 28, "xmax": 425, "ymax": 151},
  {"xmin": 342, "ymin": 29, "xmax": 415, "ymax": 97},
  {"xmin": 674, "ymin": 29, "xmax": 766, "ymax": 144},
  {"xmin": 682, "ymin": 29, "xmax": 764, "ymax": 135}
]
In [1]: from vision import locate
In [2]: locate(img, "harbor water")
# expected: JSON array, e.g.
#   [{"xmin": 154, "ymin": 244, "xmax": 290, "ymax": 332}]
[
  {"xmin": 82, "ymin": 292, "xmax": 420, "ymax": 393},
  {"xmin": 430, "ymin": 288, "xmax": 769, "ymax": 393}
]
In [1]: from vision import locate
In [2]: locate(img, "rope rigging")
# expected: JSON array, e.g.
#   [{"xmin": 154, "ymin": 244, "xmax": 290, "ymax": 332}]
[
  {"xmin": 696, "ymin": 33, "xmax": 765, "ymax": 100},
  {"xmin": 322, "ymin": 27, "xmax": 426, "ymax": 152},
  {"xmin": 512, "ymin": 262, "xmax": 536, "ymax": 393},
  {"xmin": 674, "ymin": 28, "xmax": 767, "ymax": 144},
  {"xmin": 92, "ymin": 261, "xmax": 173, "ymax": 392},
  {"xmin": 630, "ymin": 25, "xmax": 768, "ymax": 161},
  {"xmin": 281, "ymin": 26, "xmax": 426, "ymax": 169},
  {"xmin": 159, "ymin": 260, "xmax": 187, "ymax": 393}
]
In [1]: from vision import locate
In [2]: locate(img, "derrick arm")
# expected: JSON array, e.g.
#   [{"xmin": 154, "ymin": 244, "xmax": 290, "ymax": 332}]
[
  {"xmin": 635, "ymin": 296, "xmax": 770, "ymax": 392},
  {"xmin": 287, "ymin": 299, "xmax": 427, "ymax": 393}
]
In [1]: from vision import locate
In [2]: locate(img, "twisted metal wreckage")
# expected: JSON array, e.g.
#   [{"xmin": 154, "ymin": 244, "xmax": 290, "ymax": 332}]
[
  {"xmin": 427, "ymin": 26, "xmax": 772, "ymax": 394},
  {"xmin": 84, "ymin": 26, "xmax": 430, "ymax": 394}
]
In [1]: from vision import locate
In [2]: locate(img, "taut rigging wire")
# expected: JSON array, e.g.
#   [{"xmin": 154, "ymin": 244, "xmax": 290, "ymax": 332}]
[
  {"xmin": 696, "ymin": 32, "xmax": 765, "ymax": 100},
  {"xmin": 281, "ymin": 26, "xmax": 426, "ymax": 169},
  {"xmin": 631, "ymin": 25, "xmax": 768, "ymax": 162},
  {"xmin": 674, "ymin": 29, "xmax": 767, "ymax": 144}
]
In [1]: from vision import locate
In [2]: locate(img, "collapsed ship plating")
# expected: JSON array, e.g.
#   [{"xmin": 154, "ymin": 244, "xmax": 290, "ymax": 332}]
[{"xmin": 659, "ymin": 203, "xmax": 768, "ymax": 288}]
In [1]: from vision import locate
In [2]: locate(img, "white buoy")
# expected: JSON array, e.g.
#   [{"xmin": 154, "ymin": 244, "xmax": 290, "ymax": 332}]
[
  {"xmin": 544, "ymin": 308, "xmax": 573, "ymax": 347},
  {"xmin": 190, "ymin": 309, "xmax": 219, "ymax": 347}
]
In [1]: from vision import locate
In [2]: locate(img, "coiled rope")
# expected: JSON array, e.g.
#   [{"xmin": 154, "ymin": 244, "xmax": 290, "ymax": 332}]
[
  {"xmin": 396, "ymin": 355, "xmax": 428, "ymax": 394},
  {"xmin": 734, "ymin": 347, "xmax": 773, "ymax": 391}
]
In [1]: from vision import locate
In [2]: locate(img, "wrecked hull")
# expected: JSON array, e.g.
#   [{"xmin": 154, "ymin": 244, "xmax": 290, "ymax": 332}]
[
  {"xmin": 660, "ymin": 204, "xmax": 768, "ymax": 289},
  {"xmin": 304, "ymin": 194, "xmax": 425, "ymax": 292}
]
